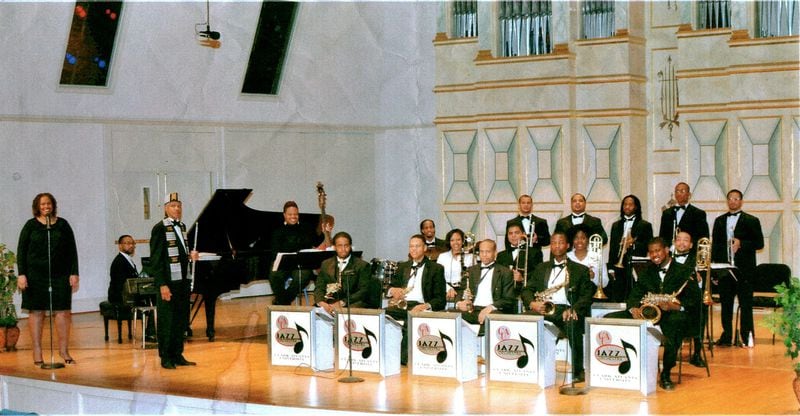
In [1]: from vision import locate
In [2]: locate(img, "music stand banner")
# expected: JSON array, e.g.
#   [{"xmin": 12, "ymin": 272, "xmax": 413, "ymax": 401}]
[
  {"xmin": 408, "ymin": 312, "xmax": 477, "ymax": 382},
  {"xmin": 335, "ymin": 308, "xmax": 400, "ymax": 377},
  {"xmin": 267, "ymin": 306, "xmax": 333, "ymax": 371},
  {"xmin": 586, "ymin": 318, "xmax": 661, "ymax": 395},
  {"xmin": 485, "ymin": 314, "xmax": 556, "ymax": 386}
]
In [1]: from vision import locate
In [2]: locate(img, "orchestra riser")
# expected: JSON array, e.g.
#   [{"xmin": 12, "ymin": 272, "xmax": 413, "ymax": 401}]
[{"xmin": 0, "ymin": 296, "xmax": 796, "ymax": 415}]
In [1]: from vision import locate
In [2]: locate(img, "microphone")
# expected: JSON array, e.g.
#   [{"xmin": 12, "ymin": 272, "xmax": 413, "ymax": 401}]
[
  {"xmin": 46, "ymin": 214, "xmax": 51, "ymax": 230},
  {"xmin": 198, "ymin": 26, "xmax": 221, "ymax": 40}
]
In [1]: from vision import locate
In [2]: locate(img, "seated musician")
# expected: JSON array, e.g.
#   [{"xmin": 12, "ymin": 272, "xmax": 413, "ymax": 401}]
[
  {"xmin": 604, "ymin": 237, "xmax": 700, "ymax": 391},
  {"xmin": 314, "ymin": 232, "xmax": 377, "ymax": 314},
  {"xmin": 108, "ymin": 234, "xmax": 155, "ymax": 342},
  {"xmin": 269, "ymin": 201, "xmax": 317, "ymax": 305},
  {"xmin": 672, "ymin": 230, "xmax": 706, "ymax": 368},
  {"xmin": 521, "ymin": 231, "xmax": 594, "ymax": 383},
  {"xmin": 496, "ymin": 221, "xmax": 539, "ymax": 296},
  {"xmin": 385, "ymin": 234, "xmax": 446, "ymax": 365},
  {"xmin": 436, "ymin": 228, "xmax": 474, "ymax": 305},
  {"xmin": 453, "ymin": 239, "xmax": 516, "ymax": 335},
  {"xmin": 420, "ymin": 219, "xmax": 446, "ymax": 260}
]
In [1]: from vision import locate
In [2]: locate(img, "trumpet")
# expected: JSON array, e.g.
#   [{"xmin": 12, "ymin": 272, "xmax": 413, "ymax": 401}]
[
  {"xmin": 534, "ymin": 265, "xmax": 570, "ymax": 315},
  {"xmin": 727, "ymin": 226, "xmax": 735, "ymax": 265},
  {"xmin": 696, "ymin": 237, "xmax": 713, "ymax": 305},
  {"xmin": 589, "ymin": 234, "xmax": 607, "ymax": 299},
  {"xmin": 639, "ymin": 279, "xmax": 689, "ymax": 324},
  {"xmin": 614, "ymin": 227, "xmax": 632, "ymax": 269}
]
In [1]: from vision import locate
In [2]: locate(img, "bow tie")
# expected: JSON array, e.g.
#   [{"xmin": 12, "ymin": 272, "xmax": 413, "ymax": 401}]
[
  {"xmin": 675, "ymin": 205, "xmax": 686, "ymax": 211},
  {"xmin": 338, "ymin": 260, "xmax": 347, "ymax": 266},
  {"xmin": 727, "ymin": 211, "xmax": 741, "ymax": 217},
  {"xmin": 172, "ymin": 220, "xmax": 181, "ymax": 227},
  {"xmin": 481, "ymin": 263, "xmax": 495, "ymax": 270},
  {"xmin": 674, "ymin": 253, "xmax": 688, "ymax": 258},
  {"xmin": 521, "ymin": 215, "xmax": 532, "ymax": 221},
  {"xmin": 553, "ymin": 262, "xmax": 565, "ymax": 269},
  {"xmin": 624, "ymin": 217, "xmax": 635, "ymax": 222},
  {"xmin": 572, "ymin": 214, "xmax": 584, "ymax": 219},
  {"xmin": 659, "ymin": 266, "xmax": 669, "ymax": 273}
]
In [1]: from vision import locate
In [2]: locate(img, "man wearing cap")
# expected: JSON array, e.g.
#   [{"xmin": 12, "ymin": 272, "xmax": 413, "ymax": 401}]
[{"xmin": 146, "ymin": 193, "xmax": 199, "ymax": 370}]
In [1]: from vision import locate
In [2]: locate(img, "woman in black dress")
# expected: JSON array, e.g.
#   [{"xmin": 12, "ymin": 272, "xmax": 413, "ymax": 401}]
[{"xmin": 17, "ymin": 193, "xmax": 80, "ymax": 365}]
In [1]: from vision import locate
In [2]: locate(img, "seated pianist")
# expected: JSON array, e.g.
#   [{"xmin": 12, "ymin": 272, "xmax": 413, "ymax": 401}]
[
  {"xmin": 108, "ymin": 234, "xmax": 155, "ymax": 342},
  {"xmin": 521, "ymin": 231, "xmax": 594, "ymax": 383},
  {"xmin": 452, "ymin": 239, "xmax": 516, "ymax": 335},
  {"xmin": 314, "ymin": 232, "xmax": 377, "ymax": 314},
  {"xmin": 269, "ymin": 201, "xmax": 319, "ymax": 306},
  {"xmin": 604, "ymin": 237, "xmax": 700, "ymax": 391}
]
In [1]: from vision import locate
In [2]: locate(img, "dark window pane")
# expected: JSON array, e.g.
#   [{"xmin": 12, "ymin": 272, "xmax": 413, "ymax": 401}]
[
  {"xmin": 242, "ymin": 1, "xmax": 298, "ymax": 95},
  {"xmin": 60, "ymin": 1, "xmax": 123, "ymax": 87}
]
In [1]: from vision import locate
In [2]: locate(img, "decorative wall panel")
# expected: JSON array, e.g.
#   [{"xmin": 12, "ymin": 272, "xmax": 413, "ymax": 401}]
[
  {"xmin": 687, "ymin": 120, "xmax": 727, "ymax": 201},
  {"xmin": 739, "ymin": 118, "xmax": 781, "ymax": 200},
  {"xmin": 484, "ymin": 128, "xmax": 519, "ymax": 203},
  {"xmin": 582, "ymin": 124, "xmax": 621, "ymax": 201},
  {"xmin": 757, "ymin": 212, "xmax": 783, "ymax": 264},
  {"xmin": 525, "ymin": 126, "xmax": 563, "ymax": 203},
  {"xmin": 443, "ymin": 130, "xmax": 479, "ymax": 204},
  {"xmin": 443, "ymin": 211, "xmax": 479, "ymax": 237}
]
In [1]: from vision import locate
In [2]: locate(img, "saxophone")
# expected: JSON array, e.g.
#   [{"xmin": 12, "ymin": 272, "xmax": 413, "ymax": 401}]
[
  {"xmin": 534, "ymin": 265, "xmax": 570, "ymax": 315},
  {"xmin": 640, "ymin": 279, "xmax": 689, "ymax": 324}
]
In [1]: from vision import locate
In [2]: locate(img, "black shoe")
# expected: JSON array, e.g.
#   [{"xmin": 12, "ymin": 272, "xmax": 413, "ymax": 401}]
[
  {"xmin": 689, "ymin": 352, "xmax": 707, "ymax": 368},
  {"xmin": 207, "ymin": 330, "xmax": 215, "ymax": 342},
  {"xmin": 145, "ymin": 335, "xmax": 157, "ymax": 343},
  {"xmin": 715, "ymin": 338, "xmax": 732, "ymax": 347},
  {"xmin": 659, "ymin": 374, "xmax": 675, "ymax": 391},
  {"xmin": 572, "ymin": 371, "xmax": 585, "ymax": 383},
  {"xmin": 161, "ymin": 360, "xmax": 176, "ymax": 370},
  {"xmin": 175, "ymin": 356, "xmax": 196, "ymax": 366}
]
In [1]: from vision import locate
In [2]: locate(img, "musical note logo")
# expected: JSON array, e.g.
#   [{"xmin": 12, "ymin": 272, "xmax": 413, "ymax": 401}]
[
  {"xmin": 362, "ymin": 327, "xmax": 377, "ymax": 359},
  {"xmin": 516, "ymin": 334, "xmax": 535, "ymax": 369},
  {"xmin": 618, "ymin": 339, "xmax": 638, "ymax": 374},
  {"xmin": 436, "ymin": 331, "xmax": 454, "ymax": 363},
  {"xmin": 293, "ymin": 323, "xmax": 309, "ymax": 354}
]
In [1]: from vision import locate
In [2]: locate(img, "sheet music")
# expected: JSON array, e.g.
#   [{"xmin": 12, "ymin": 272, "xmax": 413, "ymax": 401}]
[
  {"xmin": 711, "ymin": 263, "xmax": 736, "ymax": 270},
  {"xmin": 272, "ymin": 252, "xmax": 290, "ymax": 272}
]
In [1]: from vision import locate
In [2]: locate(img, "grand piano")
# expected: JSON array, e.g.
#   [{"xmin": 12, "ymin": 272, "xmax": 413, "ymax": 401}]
[{"xmin": 186, "ymin": 189, "xmax": 323, "ymax": 341}]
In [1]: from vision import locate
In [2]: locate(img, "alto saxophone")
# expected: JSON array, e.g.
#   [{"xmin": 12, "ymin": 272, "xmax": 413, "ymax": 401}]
[{"xmin": 640, "ymin": 279, "xmax": 689, "ymax": 324}]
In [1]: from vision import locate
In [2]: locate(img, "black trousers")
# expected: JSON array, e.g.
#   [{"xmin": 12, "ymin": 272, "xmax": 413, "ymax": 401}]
[
  {"xmin": 608, "ymin": 266, "xmax": 633, "ymax": 303},
  {"xmin": 716, "ymin": 269, "xmax": 753, "ymax": 344},
  {"xmin": 527, "ymin": 305, "xmax": 585, "ymax": 376},
  {"xmin": 157, "ymin": 279, "xmax": 190, "ymax": 362},
  {"xmin": 269, "ymin": 269, "xmax": 313, "ymax": 306},
  {"xmin": 605, "ymin": 309, "xmax": 688, "ymax": 376},
  {"xmin": 385, "ymin": 303, "xmax": 422, "ymax": 365}
]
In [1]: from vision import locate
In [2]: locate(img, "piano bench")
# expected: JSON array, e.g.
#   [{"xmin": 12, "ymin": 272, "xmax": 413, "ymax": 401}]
[{"xmin": 99, "ymin": 301, "xmax": 133, "ymax": 344}]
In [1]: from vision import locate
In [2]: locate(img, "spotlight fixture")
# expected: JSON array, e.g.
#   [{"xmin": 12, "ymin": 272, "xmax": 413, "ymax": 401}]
[{"xmin": 195, "ymin": 0, "xmax": 221, "ymax": 48}]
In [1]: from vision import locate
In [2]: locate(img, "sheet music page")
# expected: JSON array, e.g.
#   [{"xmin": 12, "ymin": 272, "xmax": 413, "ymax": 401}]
[
  {"xmin": 272, "ymin": 252, "xmax": 289, "ymax": 272},
  {"xmin": 711, "ymin": 263, "xmax": 736, "ymax": 269}
]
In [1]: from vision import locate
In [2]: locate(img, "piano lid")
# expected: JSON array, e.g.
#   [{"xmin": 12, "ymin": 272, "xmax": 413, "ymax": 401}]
[{"xmin": 186, "ymin": 189, "xmax": 322, "ymax": 255}]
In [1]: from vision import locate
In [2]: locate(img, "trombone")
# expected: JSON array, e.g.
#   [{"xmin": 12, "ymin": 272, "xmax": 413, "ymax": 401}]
[
  {"xmin": 696, "ymin": 237, "xmax": 713, "ymax": 305},
  {"xmin": 589, "ymin": 234, "xmax": 607, "ymax": 299}
]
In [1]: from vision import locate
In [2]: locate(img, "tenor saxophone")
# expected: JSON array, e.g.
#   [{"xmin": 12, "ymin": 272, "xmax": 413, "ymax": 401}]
[
  {"xmin": 640, "ymin": 279, "xmax": 689, "ymax": 324},
  {"xmin": 534, "ymin": 265, "xmax": 570, "ymax": 315}
]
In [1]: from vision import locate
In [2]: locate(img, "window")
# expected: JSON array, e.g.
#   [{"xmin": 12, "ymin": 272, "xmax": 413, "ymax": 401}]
[
  {"xmin": 581, "ymin": 1, "xmax": 615, "ymax": 39},
  {"xmin": 697, "ymin": 0, "xmax": 730, "ymax": 30},
  {"xmin": 499, "ymin": 0, "xmax": 552, "ymax": 57},
  {"xmin": 756, "ymin": 0, "xmax": 799, "ymax": 37},
  {"xmin": 60, "ymin": 1, "xmax": 123, "ymax": 87},
  {"xmin": 452, "ymin": 1, "xmax": 478, "ymax": 38},
  {"xmin": 242, "ymin": 1, "xmax": 298, "ymax": 95}
]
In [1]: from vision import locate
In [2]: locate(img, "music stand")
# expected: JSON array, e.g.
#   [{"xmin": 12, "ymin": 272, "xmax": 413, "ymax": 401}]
[{"xmin": 273, "ymin": 251, "xmax": 363, "ymax": 304}]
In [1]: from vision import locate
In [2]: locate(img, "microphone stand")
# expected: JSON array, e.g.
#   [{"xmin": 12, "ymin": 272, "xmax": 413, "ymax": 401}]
[
  {"xmin": 338, "ymin": 266, "xmax": 363, "ymax": 383},
  {"xmin": 41, "ymin": 215, "xmax": 64, "ymax": 370},
  {"xmin": 559, "ymin": 267, "xmax": 584, "ymax": 395}
]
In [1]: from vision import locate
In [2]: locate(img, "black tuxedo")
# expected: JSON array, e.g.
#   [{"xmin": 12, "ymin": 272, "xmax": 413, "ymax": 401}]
[
  {"xmin": 315, "ymin": 255, "xmax": 377, "ymax": 308},
  {"xmin": 505, "ymin": 214, "xmax": 550, "ymax": 264},
  {"xmin": 608, "ymin": 217, "xmax": 653, "ymax": 302},
  {"xmin": 497, "ymin": 245, "xmax": 540, "ymax": 295},
  {"xmin": 457, "ymin": 263, "xmax": 516, "ymax": 314},
  {"xmin": 659, "ymin": 204, "xmax": 709, "ymax": 252},
  {"xmin": 622, "ymin": 260, "xmax": 699, "ymax": 376},
  {"xmin": 555, "ymin": 213, "xmax": 608, "ymax": 244},
  {"xmin": 268, "ymin": 223, "xmax": 316, "ymax": 306},
  {"xmin": 109, "ymin": 253, "xmax": 138, "ymax": 304},
  {"xmin": 672, "ymin": 251, "xmax": 707, "ymax": 348},
  {"xmin": 521, "ymin": 259, "xmax": 594, "ymax": 377},
  {"xmin": 386, "ymin": 257, "xmax": 446, "ymax": 365},
  {"xmin": 711, "ymin": 211, "xmax": 764, "ymax": 344}
]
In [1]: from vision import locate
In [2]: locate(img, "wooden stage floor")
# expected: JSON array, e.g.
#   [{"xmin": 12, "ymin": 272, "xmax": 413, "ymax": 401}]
[{"xmin": 0, "ymin": 295, "xmax": 797, "ymax": 415}]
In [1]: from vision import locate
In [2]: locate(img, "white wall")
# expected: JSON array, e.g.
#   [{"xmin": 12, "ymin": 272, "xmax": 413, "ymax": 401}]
[{"xmin": 0, "ymin": 2, "xmax": 439, "ymax": 312}]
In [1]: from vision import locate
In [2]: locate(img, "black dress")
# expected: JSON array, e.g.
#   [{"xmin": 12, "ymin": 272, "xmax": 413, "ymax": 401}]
[{"xmin": 17, "ymin": 218, "xmax": 79, "ymax": 311}]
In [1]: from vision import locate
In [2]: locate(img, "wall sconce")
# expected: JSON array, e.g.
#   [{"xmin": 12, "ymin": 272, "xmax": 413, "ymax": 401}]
[{"xmin": 658, "ymin": 55, "xmax": 679, "ymax": 141}]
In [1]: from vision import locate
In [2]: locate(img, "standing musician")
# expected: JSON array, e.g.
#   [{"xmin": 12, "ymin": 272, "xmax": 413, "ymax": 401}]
[
  {"xmin": 505, "ymin": 194, "xmax": 550, "ymax": 264},
  {"xmin": 496, "ymin": 221, "xmax": 539, "ymax": 295},
  {"xmin": 607, "ymin": 195, "xmax": 653, "ymax": 302},
  {"xmin": 385, "ymin": 234, "xmax": 447, "ymax": 365},
  {"xmin": 314, "ymin": 232, "xmax": 376, "ymax": 314},
  {"xmin": 146, "ymin": 192, "xmax": 199, "ymax": 370},
  {"xmin": 658, "ymin": 182, "xmax": 709, "ymax": 254},
  {"xmin": 672, "ymin": 230, "xmax": 706, "ymax": 368},
  {"xmin": 268, "ymin": 201, "xmax": 317, "ymax": 306},
  {"xmin": 436, "ymin": 229, "xmax": 474, "ymax": 305},
  {"xmin": 521, "ymin": 231, "xmax": 594, "ymax": 383},
  {"xmin": 711, "ymin": 189, "xmax": 764, "ymax": 348},
  {"xmin": 555, "ymin": 193, "xmax": 608, "ymax": 244},
  {"xmin": 605, "ymin": 237, "xmax": 700, "ymax": 391},
  {"xmin": 420, "ymin": 219, "xmax": 446, "ymax": 260},
  {"xmin": 453, "ymin": 240, "xmax": 516, "ymax": 335}
]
